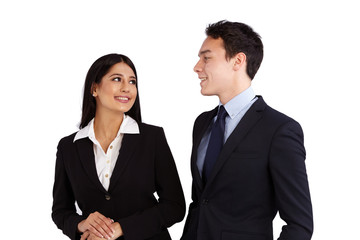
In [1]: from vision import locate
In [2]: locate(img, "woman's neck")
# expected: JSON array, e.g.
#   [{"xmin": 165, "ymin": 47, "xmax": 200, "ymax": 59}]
[{"xmin": 93, "ymin": 110, "xmax": 124, "ymax": 152}]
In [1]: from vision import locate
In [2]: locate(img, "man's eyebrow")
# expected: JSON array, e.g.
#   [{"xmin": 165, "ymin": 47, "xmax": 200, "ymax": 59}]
[{"xmin": 198, "ymin": 49, "xmax": 211, "ymax": 57}]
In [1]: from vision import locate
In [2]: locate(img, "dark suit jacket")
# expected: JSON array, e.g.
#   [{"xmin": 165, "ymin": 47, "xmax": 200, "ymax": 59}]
[
  {"xmin": 181, "ymin": 96, "xmax": 313, "ymax": 240},
  {"xmin": 52, "ymin": 123, "xmax": 185, "ymax": 240}
]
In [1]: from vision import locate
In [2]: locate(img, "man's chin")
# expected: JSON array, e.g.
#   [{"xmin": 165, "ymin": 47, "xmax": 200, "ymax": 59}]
[{"xmin": 200, "ymin": 88, "xmax": 214, "ymax": 96}]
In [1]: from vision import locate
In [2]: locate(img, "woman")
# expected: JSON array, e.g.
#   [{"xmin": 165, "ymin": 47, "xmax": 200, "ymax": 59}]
[{"xmin": 52, "ymin": 54, "xmax": 185, "ymax": 240}]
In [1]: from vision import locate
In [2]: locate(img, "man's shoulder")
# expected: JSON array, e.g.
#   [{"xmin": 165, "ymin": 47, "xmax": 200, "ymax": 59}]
[
  {"xmin": 258, "ymin": 98, "xmax": 302, "ymax": 132},
  {"xmin": 195, "ymin": 106, "xmax": 217, "ymax": 123},
  {"xmin": 263, "ymin": 103, "xmax": 299, "ymax": 125}
]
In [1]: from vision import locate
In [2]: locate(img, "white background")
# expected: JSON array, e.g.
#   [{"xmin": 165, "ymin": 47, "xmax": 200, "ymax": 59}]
[{"xmin": 1, "ymin": 0, "xmax": 359, "ymax": 239}]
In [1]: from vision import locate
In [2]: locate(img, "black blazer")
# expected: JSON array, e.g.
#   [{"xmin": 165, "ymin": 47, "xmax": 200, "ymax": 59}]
[
  {"xmin": 52, "ymin": 123, "xmax": 185, "ymax": 240},
  {"xmin": 181, "ymin": 96, "xmax": 313, "ymax": 240}
]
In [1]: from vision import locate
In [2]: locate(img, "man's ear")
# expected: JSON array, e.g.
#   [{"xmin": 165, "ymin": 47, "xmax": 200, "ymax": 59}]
[{"xmin": 233, "ymin": 52, "xmax": 247, "ymax": 71}]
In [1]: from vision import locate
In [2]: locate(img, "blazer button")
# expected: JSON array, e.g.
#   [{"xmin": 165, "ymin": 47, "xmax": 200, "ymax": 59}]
[
  {"xmin": 105, "ymin": 195, "xmax": 111, "ymax": 200},
  {"xmin": 202, "ymin": 199, "xmax": 209, "ymax": 205}
]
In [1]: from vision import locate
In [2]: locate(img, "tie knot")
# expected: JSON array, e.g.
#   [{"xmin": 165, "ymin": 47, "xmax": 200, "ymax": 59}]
[{"xmin": 217, "ymin": 106, "xmax": 227, "ymax": 120}]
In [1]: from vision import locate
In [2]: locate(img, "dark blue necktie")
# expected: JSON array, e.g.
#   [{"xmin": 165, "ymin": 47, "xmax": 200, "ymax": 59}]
[{"xmin": 202, "ymin": 106, "xmax": 228, "ymax": 184}]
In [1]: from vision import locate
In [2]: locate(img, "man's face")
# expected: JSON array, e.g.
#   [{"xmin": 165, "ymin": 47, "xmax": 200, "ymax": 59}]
[{"xmin": 194, "ymin": 37, "xmax": 236, "ymax": 101}]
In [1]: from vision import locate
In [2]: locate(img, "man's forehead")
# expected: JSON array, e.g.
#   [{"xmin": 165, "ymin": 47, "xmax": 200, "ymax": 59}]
[{"xmin": 198, "ymin": 37, "xmax": 225, "ymax": 56}]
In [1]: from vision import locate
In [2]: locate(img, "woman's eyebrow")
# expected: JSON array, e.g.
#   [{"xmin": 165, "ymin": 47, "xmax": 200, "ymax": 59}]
[
  {"xmin": 109, "ymin": 73, "xmax": 123, "ymax": 77},
  {"xmin": 109, "ymin": 73, "xmax": 136, "ymax": 79}
]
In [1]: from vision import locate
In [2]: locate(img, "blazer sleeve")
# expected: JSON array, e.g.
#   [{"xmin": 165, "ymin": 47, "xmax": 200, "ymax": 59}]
[
  {"xmin": 117, "ymin": 127, "xmax": 186, "ymax": 240},
  {"xmin": 52, "ymin": 138, "xmax": 85, "ymax": 240},
  {"xmin": 269, "ymin": 120, "xmax": 313, "ymax": 240}
]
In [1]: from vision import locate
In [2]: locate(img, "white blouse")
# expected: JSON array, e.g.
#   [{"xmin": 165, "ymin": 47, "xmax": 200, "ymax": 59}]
[{"xmin": 73, "ymin": 115, "xmax": 140, "ymax": 191}]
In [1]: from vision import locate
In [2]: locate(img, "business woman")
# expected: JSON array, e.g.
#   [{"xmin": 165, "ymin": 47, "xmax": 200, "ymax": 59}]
[{"xmin": 52, "ymin": 54, "xmax": 185, "ymax": 240}]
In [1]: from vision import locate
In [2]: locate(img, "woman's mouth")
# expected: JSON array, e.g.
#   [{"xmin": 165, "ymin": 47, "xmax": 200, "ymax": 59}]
[{"xmin": 115, "ymin": 96, "xmax": 130, "ymax": 103}]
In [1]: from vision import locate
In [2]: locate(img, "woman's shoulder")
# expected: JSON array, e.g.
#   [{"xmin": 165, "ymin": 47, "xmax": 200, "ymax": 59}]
[
  {"xmin": 57, "ymin": 131, "xmax": 78, "ymax": 148},
  {"xmin": 139, "ymin": 123, "xmax": 170, "ymax": 138},
  {"xmin": 138, "ymin": 122, "xmax": 165, "ymax": 136}
]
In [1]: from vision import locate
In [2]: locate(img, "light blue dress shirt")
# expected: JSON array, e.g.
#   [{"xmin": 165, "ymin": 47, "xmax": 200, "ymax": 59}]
[{"xmin": 197, "ymin": 86, "xmax": 258, "ymax": 176}]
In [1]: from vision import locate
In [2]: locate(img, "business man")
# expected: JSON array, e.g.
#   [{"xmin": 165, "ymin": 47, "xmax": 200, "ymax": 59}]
[{"xmin": 181, "ymin": 20, "xmax": 313, "ymax": 240}]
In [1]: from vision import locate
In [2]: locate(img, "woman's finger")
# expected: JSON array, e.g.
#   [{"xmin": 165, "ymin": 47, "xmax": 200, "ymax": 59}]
[
  {"xmin": 80, "ymin": 231, "xmax": 90, "ymax": 240},
  {"xmin": 88, "ymin": 212, "xmax": 114, "ymax": 239}
]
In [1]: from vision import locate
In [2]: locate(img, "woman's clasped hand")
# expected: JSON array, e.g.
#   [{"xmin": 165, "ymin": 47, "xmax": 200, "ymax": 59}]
[{"xmin": 78, "ymin": 211, "xmax": 123, "ymax": 240}]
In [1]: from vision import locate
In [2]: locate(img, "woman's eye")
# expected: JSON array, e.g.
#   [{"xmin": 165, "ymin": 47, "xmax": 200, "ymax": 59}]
[
  {"xmin": 130, "ymin": 80, "xmax": 137, "ymax": 85},
  {"xmin": 113, "ymin": 77, "xmax": 121, "ymax": 82}
]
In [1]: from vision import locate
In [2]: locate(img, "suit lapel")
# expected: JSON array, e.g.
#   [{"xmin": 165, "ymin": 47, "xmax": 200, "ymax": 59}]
[
  {"xmin": 192, "ymin": 107, "xmax": 218, "ymax": 191},
  {"xmin": 204, "ymin": 96, "xmax": 267, "ymax": 189},
  {"xmin": 108, "ymin": 133, "xmax": 140, "ymax": 192},
  {"xmin": 76, "ymin": 138, "xmax": 107, "ymax": 193}
]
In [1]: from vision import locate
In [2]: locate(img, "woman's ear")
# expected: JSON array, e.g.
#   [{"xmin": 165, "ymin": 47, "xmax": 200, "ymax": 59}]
[
  {"xmin": 233, "ymin": 52, "xmax": 247, "ymax": 71},
  {"xmin": 91, "ymin": 84, "xmax": 98, "ymax": 97}
]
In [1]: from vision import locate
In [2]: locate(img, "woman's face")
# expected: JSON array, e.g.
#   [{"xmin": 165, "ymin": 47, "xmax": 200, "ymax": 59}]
[{"xmin": 93, "ymin": 62, "xmax": 137, "ymax": 115}]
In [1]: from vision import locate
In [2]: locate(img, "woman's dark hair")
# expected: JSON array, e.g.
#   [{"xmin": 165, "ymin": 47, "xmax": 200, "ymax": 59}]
[
  {"xmin": 79, "ymin": 53, "xmax": 142, "ymax": 128},
  {"xmin": 206, "ymin": 20, "xmax": 264, "ymax": 80}
]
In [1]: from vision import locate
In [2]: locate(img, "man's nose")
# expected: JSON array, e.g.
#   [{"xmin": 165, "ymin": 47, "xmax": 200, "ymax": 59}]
[{"xmin": 193, "ymin": 60, "xmax": 202, "ymax": 73}]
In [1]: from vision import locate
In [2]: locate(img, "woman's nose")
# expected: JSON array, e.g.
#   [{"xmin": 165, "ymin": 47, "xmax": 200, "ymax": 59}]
[{"xmin": 120, "ymin": 81, "xmax": 130, "ymax": 92}]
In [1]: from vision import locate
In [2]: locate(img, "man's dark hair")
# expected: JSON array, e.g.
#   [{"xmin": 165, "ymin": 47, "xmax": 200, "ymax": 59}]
[{"xmin": 206, "ymin": 20, "xmax": 263, "ymax": 79}]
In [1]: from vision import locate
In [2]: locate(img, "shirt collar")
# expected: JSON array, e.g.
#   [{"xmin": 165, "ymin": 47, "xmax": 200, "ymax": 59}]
[
  {"xmin": 221, "ymin": 86, "xmax": 256, "ymax": 119},
  {"xmin": 73, "ymin": 114, "xmax": 140, "ymax": 142}
]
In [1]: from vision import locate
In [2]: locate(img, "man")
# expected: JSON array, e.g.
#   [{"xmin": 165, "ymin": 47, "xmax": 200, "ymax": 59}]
[{"xmin": 181, "ymin": 20, "xmax": 313, "ymax": 240}]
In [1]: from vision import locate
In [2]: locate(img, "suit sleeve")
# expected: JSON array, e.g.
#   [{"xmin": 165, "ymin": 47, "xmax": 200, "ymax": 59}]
[
  {"xmin": 52, "ymin": 139, "xmax": 85, "ymax": 240},
  {"xmin": 117, "ymin": 128, "xmax": 186, "ymax": 240},
  {"xmin": 269, "ymin": 120, "xmax": 313, "ymax": 240}
]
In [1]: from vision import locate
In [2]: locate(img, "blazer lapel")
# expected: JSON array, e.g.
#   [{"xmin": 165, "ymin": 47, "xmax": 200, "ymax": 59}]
[
  {"xmin": 76, "ymin": 138, "xmax": 107, "ymax": 193},
  {"xmin": 108, "ymin": 133, "xmax": 140, "ymax": 192},
  {"xmin": 204, "ymin": 96, "xmax": 267, "ymax": 189},
  {"xmin": 191, "ymin": 107, "xmax": 218, "ymax": 191}
]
